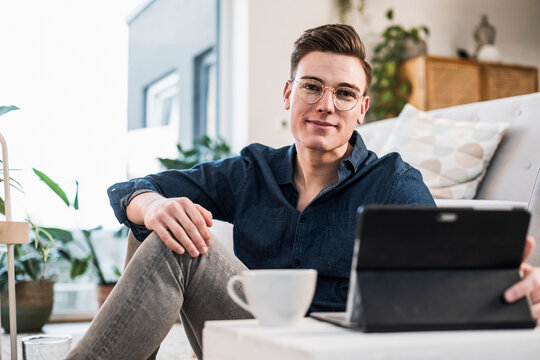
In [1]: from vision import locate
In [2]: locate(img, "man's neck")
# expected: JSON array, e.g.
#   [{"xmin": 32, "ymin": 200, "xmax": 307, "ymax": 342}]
[{"xmin": 293, "ymin": 142, "xmax": 352, "ymax": 211}]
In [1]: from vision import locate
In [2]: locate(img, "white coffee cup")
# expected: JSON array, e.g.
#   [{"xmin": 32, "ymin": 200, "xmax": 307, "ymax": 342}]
[{"xmin": 227, "ymin": 269, "xmax": 317, "ymax": 326}]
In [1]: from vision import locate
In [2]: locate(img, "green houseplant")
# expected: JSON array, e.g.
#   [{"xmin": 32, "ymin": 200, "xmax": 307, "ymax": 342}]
[
  {"xmin": 158, "ymin": 135, "xmax": 233, "ymax": 170},
  {"xmin": 29, "ymin": 170, "xmax": 122, "ymax": 309},
  {"xmin": 369, "ymin": 9, "xmax": 429, "ymax": 121},
  {"xmin": 0, "ymin": 169, "xmax": 92, "ymax": 331},
  {"xmin": 0, "ymin": 105, "xmax": 86, "ymax": 331},
  {"xmin": 0, "ymin": 105, "xmax": 119, "ymax": 329}
]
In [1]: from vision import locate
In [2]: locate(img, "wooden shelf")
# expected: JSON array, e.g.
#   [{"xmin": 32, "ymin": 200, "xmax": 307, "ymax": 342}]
[{"xmin": 401, "ymin": 55, "xmax": 538, "ymax": 110}]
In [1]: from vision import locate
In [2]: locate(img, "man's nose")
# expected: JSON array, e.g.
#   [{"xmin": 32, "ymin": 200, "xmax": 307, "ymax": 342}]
[{"xmin": 316, "ymin": 88, "xmax": 335, "ymax": 114}]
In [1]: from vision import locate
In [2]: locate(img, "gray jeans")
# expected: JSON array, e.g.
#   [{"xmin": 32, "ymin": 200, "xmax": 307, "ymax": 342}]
[{"xmin": 66, "ymin": 232, "xmax": 251, "ymax": 360}]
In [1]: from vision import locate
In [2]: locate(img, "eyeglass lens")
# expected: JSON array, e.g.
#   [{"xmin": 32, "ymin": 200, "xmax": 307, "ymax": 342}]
[{"xmin": 295, "ymin": 79, "xmax": 360, "ymax": 111}]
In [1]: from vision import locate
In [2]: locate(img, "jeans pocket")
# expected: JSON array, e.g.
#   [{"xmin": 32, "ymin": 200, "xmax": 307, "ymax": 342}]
[
  {"xmin": 319, "ymin": 211, "xmax": 357, "ymax": 276},
  {"xmin": 234, "ymin": 206, "xmax": 287, "ymax": 264}
]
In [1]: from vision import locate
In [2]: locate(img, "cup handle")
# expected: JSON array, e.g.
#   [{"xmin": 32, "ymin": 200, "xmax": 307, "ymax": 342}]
[{"xmin": 227, "ymin": 275, "xmax": 251, "ymax": 313}]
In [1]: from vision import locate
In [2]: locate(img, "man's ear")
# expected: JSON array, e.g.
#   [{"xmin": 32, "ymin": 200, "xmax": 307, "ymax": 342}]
[
  {"xmin": 283, "ymin": 80, "xmax": 292, "ymax": 110},
  {"xmin": 357, "ymin": 96, "xmax": 370, "ymax": 125}
]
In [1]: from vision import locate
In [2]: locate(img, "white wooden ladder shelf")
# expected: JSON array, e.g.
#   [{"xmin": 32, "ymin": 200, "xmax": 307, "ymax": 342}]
[{"xmin": 0, "ymin": 132, "xmax": 30, "ymax": 360}]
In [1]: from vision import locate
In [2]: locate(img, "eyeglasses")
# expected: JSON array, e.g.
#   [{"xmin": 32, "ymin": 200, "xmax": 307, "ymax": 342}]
[{"xmin": 293, "ymin": 78, "xmax": 362, "ymax": 111}]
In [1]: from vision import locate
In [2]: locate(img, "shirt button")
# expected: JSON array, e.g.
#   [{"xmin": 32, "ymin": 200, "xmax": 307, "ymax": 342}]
[{"xmin": 300, "ymin": 216, "xmax": 307, "ymax": 223}]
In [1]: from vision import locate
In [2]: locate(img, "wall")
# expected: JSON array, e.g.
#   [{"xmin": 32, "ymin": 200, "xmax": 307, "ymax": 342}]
[
  {"xmin": 127, "ymin": 0, "xmax": 217, "ymax": 146},
  {"xmin": 244, "ymin": 0, "xmax": 540, "ymax": 148}
]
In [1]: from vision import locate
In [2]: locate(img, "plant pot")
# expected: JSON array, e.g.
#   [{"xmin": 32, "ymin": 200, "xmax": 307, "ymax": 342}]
[
  {"xmin": 404, "ymin": 38, "xmax": 427, "ymax": 60},
  {"xmin": 1, "ymin": 280, "xmax": 54, "ymax": 332},
  {"xmin": 97, "ymin": 283, "xmax": 116, "ymax": 309}
]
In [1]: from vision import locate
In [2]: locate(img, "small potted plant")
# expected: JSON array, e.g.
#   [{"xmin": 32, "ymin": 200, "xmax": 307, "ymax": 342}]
[
  {"xmin": 369, "ymin": 9, "xmax": 430, "ymax": 120},
  {"xmin": 0, "ymin": 168, "xmax": 92, "ymax": 331},
  {"xmin": 158, "ymin": 135, "xmax": 233, "ymax": 170}
]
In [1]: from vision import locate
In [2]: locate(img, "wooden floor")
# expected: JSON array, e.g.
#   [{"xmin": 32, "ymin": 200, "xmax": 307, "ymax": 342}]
[{"xmin": 1, "ymin": 322, "xmax": 196, "ymax": 359}]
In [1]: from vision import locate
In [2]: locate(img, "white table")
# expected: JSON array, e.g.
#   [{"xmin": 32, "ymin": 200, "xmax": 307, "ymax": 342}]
[{"xmin": 203, "ymin": 318, "xmax": 540, "ymax": 360}]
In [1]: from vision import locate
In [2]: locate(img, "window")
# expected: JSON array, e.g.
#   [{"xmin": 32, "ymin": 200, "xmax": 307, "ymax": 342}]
[
  {"xmin": 194, "ymin": 47, "xmax": 218, "ymax": 139},
  {"xmin": 145, "ymin": 70, "xmax": 180, "ymax": 128},
  {"xmin": 127, "ymin": 70, "xmax": 181, "ymax": 178}
]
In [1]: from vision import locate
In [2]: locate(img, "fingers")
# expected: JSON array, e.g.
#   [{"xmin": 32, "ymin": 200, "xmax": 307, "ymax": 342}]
[
  {"xmin": 533, "ymin": 303, "xmax": 540, "ymax": 327},
  {"xmin": 522, "ymin": 235, "xmax": 535, "ymax": 263},
  {"xmin": 195, "ymin": 204, "xmax": 213, "ymax": 247},
  {"xmin": 173, "ymin": 202, "xmax": 211, "ymax": 256},
  {"xmin": 504, "ymin": 264, "xmax": 540, "ymax": 303},
  {"xmin": 143, "ymin": 197, "xmax": 213, "ymax": 257},
  {"xmin": 195, "ymin": 204, "xmax": 213, "ymax": 227},
  {"xmin": 153, "ymin": 222, "xmax": 186, "ymax": 255}
]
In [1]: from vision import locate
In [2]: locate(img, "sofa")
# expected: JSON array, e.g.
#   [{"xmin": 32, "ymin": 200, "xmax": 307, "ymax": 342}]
[
  {"xmin": 358, "ymin": 92, "xmax": 540, "ymax": 265},
  {"xmin": 125, "ymin": 92, "xmax": 540, "ymax": 267}
]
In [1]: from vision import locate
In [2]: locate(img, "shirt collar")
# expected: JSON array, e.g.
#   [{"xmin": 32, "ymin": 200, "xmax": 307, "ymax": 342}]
[
  {"xmin": 344, "ymin": 130, "xmax": 370, "ymax": 173},
  {"xmin": 275, "ymin": 130, "xmax": 370, "ymax": 185}
]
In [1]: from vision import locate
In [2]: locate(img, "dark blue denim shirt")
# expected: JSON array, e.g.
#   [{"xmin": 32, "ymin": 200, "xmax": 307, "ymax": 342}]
[{"xmin": 108, "ymin": 131, "xmax": 434, "ymax": 312}]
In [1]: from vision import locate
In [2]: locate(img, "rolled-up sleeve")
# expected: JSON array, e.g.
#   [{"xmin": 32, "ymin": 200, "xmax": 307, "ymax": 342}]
[{"xmin": 107, "ymin": 156, "xmax": 251, "ymax": 241}]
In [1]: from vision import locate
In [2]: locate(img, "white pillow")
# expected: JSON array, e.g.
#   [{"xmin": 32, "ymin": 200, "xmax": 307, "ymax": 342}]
[{"xmin": 381, "ymin": 104, "xmax": 509, "ymax": 199}]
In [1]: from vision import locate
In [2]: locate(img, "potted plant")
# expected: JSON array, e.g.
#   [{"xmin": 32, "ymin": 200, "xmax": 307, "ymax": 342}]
[
  {"xmin": 158, "ymin": 135, "xmax": 233, "ymax": 170},
  {"xmin": 0, "ymin": 168, "xmax": 91, "ymax": 331},
  {"xmin": 30, "ymin": 169, "xmax": 122, "ymax": 309},
  {"xmin": 0, "ymin": 105, "xmax": 116, "ymax": 330},
  {"xmin": 369, "ymin": 9, "xmax": 430, "ymax": 121},
  {"xmin": 335, "ymin": 0, "xmax": 366, "ymax": 24}
]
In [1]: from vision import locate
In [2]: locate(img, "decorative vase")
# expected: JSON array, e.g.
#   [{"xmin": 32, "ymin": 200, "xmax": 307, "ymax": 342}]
[
  {"xmin": 1, "ymin": 280, "xmax": 54, "ymax": 332},
  {"xmin": 96, "ymin": 283, "xmax": 116, "ymax": 309}
]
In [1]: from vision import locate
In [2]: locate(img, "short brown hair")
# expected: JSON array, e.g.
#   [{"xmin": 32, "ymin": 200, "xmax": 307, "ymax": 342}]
[{"xmin": 290, "ymin": 24, "xmax": 372, "ymax": 95}]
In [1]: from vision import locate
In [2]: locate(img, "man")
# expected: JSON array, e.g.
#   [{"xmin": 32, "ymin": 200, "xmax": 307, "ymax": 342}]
[{"xmin": 68, "ymin": 24, "xmax": 540, "ymax": 360}]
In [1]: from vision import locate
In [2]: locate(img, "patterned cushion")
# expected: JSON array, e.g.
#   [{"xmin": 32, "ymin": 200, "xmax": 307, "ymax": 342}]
[{"xmin": 381, "ymin": 104, "xmax": 508, "ymax": 199}]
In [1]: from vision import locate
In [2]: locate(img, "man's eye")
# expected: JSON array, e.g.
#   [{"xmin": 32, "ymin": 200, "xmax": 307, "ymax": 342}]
[
  {"xmin": 303, "ymin": 83, "xmax": 322, "ymax": 92},
  {"xmin": 336, "ymin": 88, "xmax": 358, "ymax": 100}
]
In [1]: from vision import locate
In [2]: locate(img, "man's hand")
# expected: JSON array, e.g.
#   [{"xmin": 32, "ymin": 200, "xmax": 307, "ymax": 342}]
[
  {"xmin": 127, "ymin": 192, "xmax": 213, "ymax": 257},
  {"xmin": 504, "ymin": 235, "xmax": 540, "ymax": 326}
]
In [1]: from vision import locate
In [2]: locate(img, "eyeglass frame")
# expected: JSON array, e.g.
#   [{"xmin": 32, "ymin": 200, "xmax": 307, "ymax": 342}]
[{"xmin": 291, "ymin": 78, "xmax": 365, "ymax": 111}]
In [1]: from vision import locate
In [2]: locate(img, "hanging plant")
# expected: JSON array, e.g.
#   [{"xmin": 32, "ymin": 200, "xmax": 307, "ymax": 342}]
[{"xmin": 335, "ymin": 0, "xmax": 365, "ymax": 23}]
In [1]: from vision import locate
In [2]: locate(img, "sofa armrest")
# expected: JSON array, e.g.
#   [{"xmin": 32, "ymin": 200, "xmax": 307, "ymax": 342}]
[{"xmin": 435, "ymin": 199, "xmax": 527, "ymax": 209}]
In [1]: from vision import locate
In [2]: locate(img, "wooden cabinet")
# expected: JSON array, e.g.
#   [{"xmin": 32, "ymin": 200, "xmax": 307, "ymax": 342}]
[{"xmin": 401, "ymin": 55, "xmax": 538, "ymax": 110}]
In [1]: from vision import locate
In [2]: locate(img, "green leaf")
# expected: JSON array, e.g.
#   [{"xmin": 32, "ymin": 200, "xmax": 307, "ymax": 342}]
[
  {"xmin": 14, "ymin": 244, "xmax": 25, "ymax": 258},
  {"xmin": 36, "ymin": 227, "xmax": 55, "ymax": 245},
  {"xmin": 0, "ymin": 268, "xmax": 8, "ymax": 293},
  {"xmin": 0, "ymin": 175, "xmax": 24, "ymax": 193},
  {"xmin": 384, "ymin": 62, "xmax": 397, "ymax": 76},
  {"xmin": 386, "ymin": 8, "xmax": 393, "ymax": 20},
  {"xmin": 114, "ymin": 225, "xmax": 129, "ymax": 238},
  {"xmin": 113, "ymin": 266, "xmax": 122, "ymax": 278},
  {"xmin": 0, "ymin": 197, "xmax": 4, "ymax": 215},
  {"xmin": 82, "ymin": 225, "xmax": 103, "ymax": 241},
  {"xmin": 57, "ymin": 248, "xmax": 72, "ymax": 261},
  {"xmin": 41, "ymin": 227, "xmax": 73, "ymax": 243},
  {"xmin": 70, "ymin": 257, "xmax": 90, "ymax": 279},
  {"xmin": 182, "ymin": 149, "xmax": 198, "ymax": 157},
  {"xmin": 382, "ymin": 90, "xmax": 395, "ymax": 103},
  {"xmin": 19, "ymin": 254, "xmax": 41, "ymax": 280},
  {"xmin": 33, "ymin": 168, "xmax": 70, "ymax": 207},
  {"xmin": 0, "ymin": 106, "xmax": 19, "ymax": 117},
  {"xmin": 74, "ymin": 180, "xmax": 79, "ymax": 210}
]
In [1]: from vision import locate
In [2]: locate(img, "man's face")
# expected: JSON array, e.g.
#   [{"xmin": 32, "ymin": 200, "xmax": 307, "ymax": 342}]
[{"xmin": 283, "ymin": 51, "xmax": 370, "ymax": 154}]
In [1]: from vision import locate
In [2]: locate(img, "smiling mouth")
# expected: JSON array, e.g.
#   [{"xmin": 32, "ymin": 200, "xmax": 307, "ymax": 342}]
[{"xmin": 307, "ymin": 120, "xmax": 336, "ymax": 128}]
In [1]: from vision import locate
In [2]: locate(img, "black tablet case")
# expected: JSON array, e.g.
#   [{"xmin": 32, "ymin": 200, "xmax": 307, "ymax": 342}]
[{"xmin": 352, "ymin": 206, "xmax": 536, "ymax": 332}]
